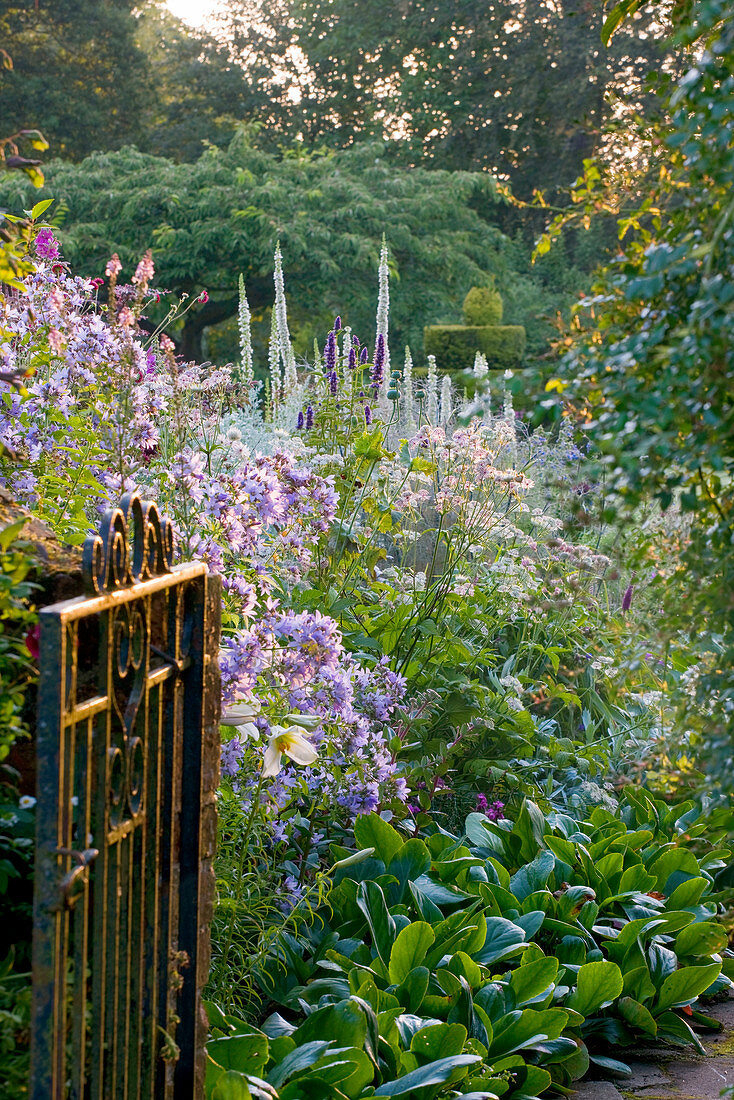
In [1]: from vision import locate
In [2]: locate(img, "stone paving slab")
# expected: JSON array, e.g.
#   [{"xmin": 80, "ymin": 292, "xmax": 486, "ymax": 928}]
[{"xmin": 572, "ymin": 998, "xmax": 734, "ymax": 1100}]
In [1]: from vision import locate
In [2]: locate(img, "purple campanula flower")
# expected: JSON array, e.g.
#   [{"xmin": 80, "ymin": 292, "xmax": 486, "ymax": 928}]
[{"xmin": 306, "ymin": 405, "xmax": 314, "ymax": 429}]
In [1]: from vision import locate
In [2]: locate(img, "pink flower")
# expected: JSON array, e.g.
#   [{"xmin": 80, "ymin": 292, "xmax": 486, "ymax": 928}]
[
  {"xmin": 47, "ymin": 327, "xmax": 64, "ymax": 353},
  {"xmin": 198, "ymin": 290, "xmax": 209, "ymax": 304},
  {"xmin": 34, "ymin": 228, "xmax": 60, "ymax": 261},
  {"xmin": 105, "ymin": 253, "xmax": 122, "ymax": 278},
  {"xmin": 132, "ymin": 250, "xmax": 155, "ymax": 287}
]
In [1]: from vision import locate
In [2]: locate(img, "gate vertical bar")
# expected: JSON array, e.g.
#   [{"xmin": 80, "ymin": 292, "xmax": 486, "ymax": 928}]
[
  {"xmin": 175, "ymin": 572, "xmax": 221, "ymax": 1096},
  {"xmin": 30, "ymin": 609, "xmax": 65, "ymax": 1100}
]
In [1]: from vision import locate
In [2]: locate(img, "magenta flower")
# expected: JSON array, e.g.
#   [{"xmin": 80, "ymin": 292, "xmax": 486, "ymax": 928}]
[{"xmin": 34, "ymin": 228, "xmax": 61, "ymax": 261}]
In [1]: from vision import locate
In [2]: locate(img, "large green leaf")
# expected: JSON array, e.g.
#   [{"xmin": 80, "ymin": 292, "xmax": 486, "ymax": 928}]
[
  {"xmin": 655, "ymin": 963, "xmax": 722, "ymax": 1013},
  {"xmin": 566, "ymin": 960, "xmax": 623, "ymax": 1016},
  {"xmin": 388, "ymin": 840, "xmax": 432, "ymax": 899},
  {"xmin": 308, "ymin": 1047, "xmax": 375, "ymax": 1099},
  {"xmin": 513, "ymin": 800, "xmax": 547, "ymax": 862},
  {"xmin": 675, "ymin": 922, "xmax": 728, "ymax": 957},
  {"xmin": 474, "ymin": 918, "xmax": 529, "ymax": 965},
  {"xmin": 389, "ymin": 922, "xmax": 436, "ymax": 984},
  {"xmin": 667, "ymin": 877, "xmax": 708, "ymax": 910},
  {"xmin": 207, "ymin": 1031, "xmax": 269, "ymax": 1076},
  {"xmin": 354, "ymin": 814, "xmax": 403, "ymax": 866},
  {"xmin": 488, "ymin": 1008, "xmax": 568, "ymax": 1058},
  {"xmin": 410, "ymin": 1022, "xmax": 467, "ymax": 1062},
  {"xmin": 648, "ymin": 849, "xmax": 702, "ymax": 894},
  {"xmin": 293, "ymin": 999, "xmax": 368, "ymax": 1051},
  {"xmin": 210, "ymin": 1072, "xmax": 253, "ymax": 1100},
  {"xmin": 508, "ymin": 957, "xmax": 559, "ymax": 1006},
  {"xmin": 373, "ymin": 1054, "xmax": 481, "ymax": 1095},
  {"xmin": 617, "ymin": 996, "xmax": 657, "ymax": 1037},
  {"xmin": 357, "ymin": 881, "xmax": 397, "ymax": 965},
  {"xmin": 267, "ymin": 1042, "xmax": 334, "ymax": 1088},
  {"xmin": 509, "ymin": 851, "xmax": 556, "ymax": 902},
  {"xmin": 395, "ymin": 966, "xmax": 430, "ymax": 1013}
]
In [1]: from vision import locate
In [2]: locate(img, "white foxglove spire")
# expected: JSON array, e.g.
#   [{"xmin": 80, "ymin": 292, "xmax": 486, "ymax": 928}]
[
  {"xmin": 268, "ymin": 304, "xmax": 281, "ymax": 414},
  {"xmin": 440, "ymin": 374, "xmax": 453, "ymax": 426},
  {"xmin": 274, "ymin": 244, "xmax": 297, "ymax": 392},
  {"xmin": 375, "ymin": 237, "xmax": 390, "ymax": 398},
  {"xmin": 426, "ymin": 355, "xmax": 438, "ymax": 425},
  {"xmin": 403, "ymin": 346, "xmax": 415, "ymax": 434},
  {"xmin": 238, "ymin": 273, "xmax": 255, "ymax": 394}
]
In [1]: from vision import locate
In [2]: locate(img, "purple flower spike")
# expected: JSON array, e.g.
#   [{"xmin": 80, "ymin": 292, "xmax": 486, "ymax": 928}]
[
  {"xmin": 348, "ymin": 346, "xmax": 357, "ymax": 370},
  {"xmin": 475, "ymin": 793, "xmax": 488, "ymax": 813},
  {"xmin": 325, "ymin": 330, "xmax": 337, "ymax": 374},
  {"xmin": 306, "ymin": 405, "xmax": 314, "ymax": 430},
  {"xmin": 297, "ymin": 410, "xmax": 304, "ymax": 430},
  {"xmin": 329, "ymin": 370, "xmax": 338, "ymax": 396},
  {"xmin": 359, "ymin": 346, "xmax": 369, "ymax": 365},
  {"xmin": 371, "ymin": 333, "xmax": 385, "ymax": 388},
  {"xmin": 364, "ymin": 405, "xmax": 372, "ymax": 425},
  {"xmin": 622, "ymin": 584, "xmax": 633, "ymax": 612},
  {"xmin": 334, "ymin": 316, "xmax": 342, "ymax": 331}
]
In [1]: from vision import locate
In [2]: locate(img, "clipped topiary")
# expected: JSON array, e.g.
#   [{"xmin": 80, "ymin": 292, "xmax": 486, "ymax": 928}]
[
  {"xmin": 463, "ymin": 283, "xmax": 503, "ymax": 326},
  {"xmin": 424, "ymin": 282, "xmax": 526, "ymax": 371},
  {"xmin": 424, "ymin": 322, "xmax": 526, "ymax": 372}
]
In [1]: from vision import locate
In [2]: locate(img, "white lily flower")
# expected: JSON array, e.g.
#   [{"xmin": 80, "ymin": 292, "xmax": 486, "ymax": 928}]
[
  {"xmin": 221, "ymin": 699, "xmax": 261, "ymax": 726},
  {"xmin": 262, "ymin": 725, "xmax": 319, "ymax": 778}
]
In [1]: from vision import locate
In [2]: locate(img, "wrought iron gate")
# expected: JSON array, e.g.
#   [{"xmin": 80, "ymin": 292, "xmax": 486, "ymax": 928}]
[{"xmin": 31, "ymin": 493, "xmax": 221, "ymax": 1100}]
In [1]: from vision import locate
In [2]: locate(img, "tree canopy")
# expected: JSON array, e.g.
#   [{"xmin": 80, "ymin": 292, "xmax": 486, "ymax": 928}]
[
  {"xmin": 0, "ymin": 0, "xmax": 151, "ymax": 159},
  {"xmin": 220, "ymin": 0, "xmax": 673, "ymax": 204}
]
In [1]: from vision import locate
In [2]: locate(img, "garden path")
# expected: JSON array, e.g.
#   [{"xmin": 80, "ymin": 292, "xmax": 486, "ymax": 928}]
[{"xmin": 572, "ymin": 999, "xmax": 734, "ymax": 1100}]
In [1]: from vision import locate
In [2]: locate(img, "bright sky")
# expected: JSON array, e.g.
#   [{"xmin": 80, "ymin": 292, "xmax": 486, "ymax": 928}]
[{"xmin": 166, "ymin": 0, "xmax": 224, "ymax": 27}]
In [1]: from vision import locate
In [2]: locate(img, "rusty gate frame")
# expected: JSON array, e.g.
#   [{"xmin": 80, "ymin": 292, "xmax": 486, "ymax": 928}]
[{"xmin": 31, "ymin": 493, "xmax": 221, "ymax": 1099}]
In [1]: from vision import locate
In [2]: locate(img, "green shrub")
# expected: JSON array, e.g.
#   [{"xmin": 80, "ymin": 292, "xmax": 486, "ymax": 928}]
[
  {"xmin": 463, "ymin": 284, "xmax": 504, "ymax": 325},
  {"xmin": 423, "ymin": 323, "xmax": 526, "ymax": 371}
]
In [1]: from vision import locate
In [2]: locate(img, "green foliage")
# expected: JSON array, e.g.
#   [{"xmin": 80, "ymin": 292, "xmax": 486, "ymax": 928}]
[
  {"xmin": 0, "ymin": 138, "xmax": 563, "ymax": 361},
  {"xmin": 0, "ymin": 0, "xmax": 150, "ymax": 160},
  {"xmin": 0, "ymin": 947, "xmax": 31, "ymax": 1100},
  {"xmin": 462, "ymin": 285, "xmax": 503, "ymax": 327},
  {"xmin": 559, "ymin": 0, "xmax": 734, "ymax": 783},
  {"xmin": 206, "ymin": 797, "xmax": 732, "ymax": 1098},
  {"xmin": 423, "ymin": 324, "xmax": 526, "ymax": 372},
  {"xmin": 0, "ymin": 522, "xmax": 37, "ymax": 762}
]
